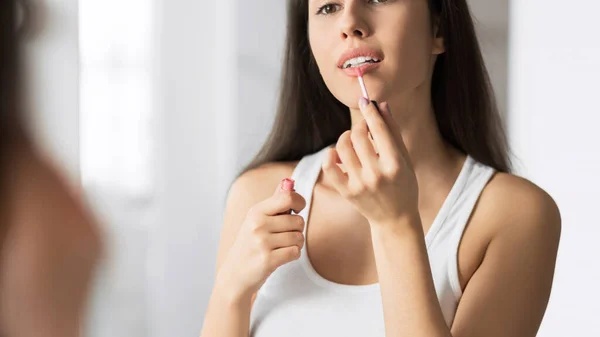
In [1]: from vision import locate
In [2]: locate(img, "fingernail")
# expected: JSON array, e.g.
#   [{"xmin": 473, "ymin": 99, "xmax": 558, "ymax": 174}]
[
  {"xmin": 282, "ymin": 178, "xmax": 295, "ymax": 191},
  {"xmin": 359, "ymin": 97, "xmax": 369, "ymax": 109},
  {"xmin": 370, "ymin": 100, "xmax": 379, "ymax": 112}
]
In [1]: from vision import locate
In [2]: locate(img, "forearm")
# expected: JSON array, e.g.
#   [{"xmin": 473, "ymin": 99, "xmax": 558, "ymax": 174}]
[
  {"xmin": 370, "ymin": 216, "xmax": 451, "ymax": 337},
  {"xmin": 200, "ymin": 280, "xmax": 252, "ymax": 337}
]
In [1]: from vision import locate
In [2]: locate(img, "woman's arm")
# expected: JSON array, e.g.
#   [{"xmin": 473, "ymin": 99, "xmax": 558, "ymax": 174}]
[
  {"xmin": 200, "ymin": 174, "xmax": 258, "ymax": 337},
  {"xmin": 370, "ymin": 176, "xmax": 561, "ymax": 337},
  {"xmin": 200, "ymin": 163, "xmax": 297, "ymax": 337},
  {"xmin": 370, "ymin": 215, "xmax": 450, "ymax": 337},
  {"xmin": 322, "ymin": 99, "xmax": 561, "ymax": 337},
  {"xmin": 449, "ymin": 177, "xmax": 561, "ymax": 336}
]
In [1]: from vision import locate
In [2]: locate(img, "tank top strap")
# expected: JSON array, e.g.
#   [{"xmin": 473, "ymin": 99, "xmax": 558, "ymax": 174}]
[{"xmin": 446, "ymin": 160, "xmax": 497, "ymax": 299}]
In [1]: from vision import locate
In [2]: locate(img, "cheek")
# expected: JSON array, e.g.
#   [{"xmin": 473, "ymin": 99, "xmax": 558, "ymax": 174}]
[
  {"xmin": 308, "ymin": 26, "xmax": 329, "ymax": 70},
  {"xmin": 381, "ymin": 18, "xmax": 435, "ymax": 87},
  {"xmin": 308, "ymin": 26, "xmax": 349, "ymax": 96}
]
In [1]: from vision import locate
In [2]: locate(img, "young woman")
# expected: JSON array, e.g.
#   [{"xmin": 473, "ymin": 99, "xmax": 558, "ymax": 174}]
[
  {"xmin": 202, "ymin": 1, "xmax": 561, "ymax": 336},
  {"xmin": 0, "ymin": 1, "xmax": 102, "ymax": 336}
]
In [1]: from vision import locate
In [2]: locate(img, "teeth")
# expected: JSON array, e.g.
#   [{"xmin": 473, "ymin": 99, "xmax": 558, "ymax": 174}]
[{"xmin": 343, "ymin": 56, "xmax": 381, "ymax": 69}]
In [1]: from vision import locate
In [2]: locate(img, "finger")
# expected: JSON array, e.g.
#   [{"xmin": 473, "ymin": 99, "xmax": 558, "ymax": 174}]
[
  {"xmin": 267, "ymin": 231, "xmax": 304, "ymax": 250},
  {"xmin": 350, "ymin": 119, "xmax": 379, "ymax": 171},
  {"xmin": 322, "ymin": 147, "xmax": 350, "ymax": 196},
  {"xmin": 336, "ymin": 130, "xmax": 361, "ymax": 179},
  {"xmin": 358, "ymin": 97, "xmax": 398, "ymax": 161},
  {"xmin": 269, "ymin": 246, "xmax": 301, "ymax": 270},
  {"xmin": 260, "ymin": 191, "xmax": 307, "ymax": 216},
  {"xmin": 368, "ymin": 131, "xmax": 379, "ymax": 155},
  {"xmin": 379, "ymin": 102, "xmax": 409, "ymax": 159},
  {"xmin": 266, "ymin": 214, "xmax": 305, "ymax": 233}
]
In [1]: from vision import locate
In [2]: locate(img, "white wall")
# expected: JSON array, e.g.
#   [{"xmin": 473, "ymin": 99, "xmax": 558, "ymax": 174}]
[
  {"xmin": 145, "ymin": 1, "xmax": 284, "ymax": 335},
  {"xmin": 23, "ymin": 0, "xmax": 230, "ymax": 335},
  {"xmin": 146, "ymin": 0, "xmax": 238, "ymax": 336},
  {"xmin": 235, "ymin": 0, "xmax": 287, "ymax": 170},
  {"xmin": 468, "ymin": 0, "xmax": 509, "ymax": 116},
  {"xmin": 78, "ymin": 0, "xmax": 160, "ymax": 335},
  {"xmin": 24, "ymin": 0, "xmax": 80, "ymax": 178},
  {"xmin": 508, "ymin": 1, "xmax": 600, "ymax": 335}
]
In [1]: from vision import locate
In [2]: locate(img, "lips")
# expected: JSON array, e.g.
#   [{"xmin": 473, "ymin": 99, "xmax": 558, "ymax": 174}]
[
  {"xmin": 342, "ymin": 62, "xmax": 380, "ymax": 77},
  {"xmin": 337, "ymin": 46, "xmax": 384, "ymax": 69}
]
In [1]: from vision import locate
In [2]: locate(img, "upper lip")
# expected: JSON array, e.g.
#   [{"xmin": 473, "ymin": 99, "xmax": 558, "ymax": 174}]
[{"xmin": 337, "ymin": 46, "xmax": 384, "ymax": 69}]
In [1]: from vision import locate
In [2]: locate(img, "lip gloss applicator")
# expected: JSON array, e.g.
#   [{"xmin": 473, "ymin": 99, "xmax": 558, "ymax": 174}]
[
  {"xmin": 352, "ymin": 67, "xmax": 380, "ymax": 156},
  {"xmin": 354, "ymin": 67, "xmax": 370, "ymax": 101}
]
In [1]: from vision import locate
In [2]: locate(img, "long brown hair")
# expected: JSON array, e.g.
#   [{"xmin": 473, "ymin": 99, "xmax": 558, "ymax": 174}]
[
  {"xmin": 238, "ymin": 0, "xmax": 511, "ymax": 178},
  {"xmin": 0, "ymin": 0, "xmax": 30, "ymax": 251},
  {"xmin": 0, "ymin": 0, "xmax": 25, "ymax": 142}
]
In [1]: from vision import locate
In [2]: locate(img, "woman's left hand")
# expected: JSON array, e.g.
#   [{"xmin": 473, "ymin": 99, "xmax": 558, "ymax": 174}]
[{"xmin": 322, "ymin": 98, "xmax": 419, "ymax": 227}]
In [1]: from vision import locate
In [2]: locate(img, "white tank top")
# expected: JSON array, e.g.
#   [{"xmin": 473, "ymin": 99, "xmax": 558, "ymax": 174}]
[{"xmin": 249, "ymin": 147, "xmax": 496, "ymax": 336}]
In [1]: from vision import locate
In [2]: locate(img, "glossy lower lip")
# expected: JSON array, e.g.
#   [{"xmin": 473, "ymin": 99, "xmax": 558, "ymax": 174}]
[{"xmin": 342, "ymin": 62, "xmax": 381, "ymax": 77}]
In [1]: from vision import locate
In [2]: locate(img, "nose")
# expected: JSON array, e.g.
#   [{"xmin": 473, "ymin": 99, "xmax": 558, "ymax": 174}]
[{"xmin": 339, "ymin": 5, "xmax": 371, "ymax": 40}]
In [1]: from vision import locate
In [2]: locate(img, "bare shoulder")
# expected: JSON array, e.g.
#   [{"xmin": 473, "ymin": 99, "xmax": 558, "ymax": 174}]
[
  {"xmin": 457, "ymin": 171, "xmax": 562, "ymax": 294},
  {"xmin": 453, "ymin": 174, "xmax": 563, "ymax": 336},
  {"xmin": 477, "ymin": 172, "xmax": 562, "ymax": 242},
  {"xmin": 227, "ymin": 161, "xmax": 299, "ymax": 208}
]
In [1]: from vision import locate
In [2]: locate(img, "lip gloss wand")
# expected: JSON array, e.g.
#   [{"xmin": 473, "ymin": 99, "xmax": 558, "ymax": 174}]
[
  {"xmin": 354, "ymin": 67, "xmax": 370, "ymax": 101},
  {"xmin": 353, "ymin": 67, "xmax": 380, "ymax": 155}
]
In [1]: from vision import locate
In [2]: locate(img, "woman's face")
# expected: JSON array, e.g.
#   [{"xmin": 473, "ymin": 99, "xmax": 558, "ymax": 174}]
[{"xmin": 308, "ymin": 0, "xmax": 444, "ymax": 108}]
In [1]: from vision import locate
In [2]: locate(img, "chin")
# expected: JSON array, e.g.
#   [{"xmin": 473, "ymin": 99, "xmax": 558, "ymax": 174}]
[{"xmin": 324, "ymin": 74, "xmax": 393, "ymax": 108}]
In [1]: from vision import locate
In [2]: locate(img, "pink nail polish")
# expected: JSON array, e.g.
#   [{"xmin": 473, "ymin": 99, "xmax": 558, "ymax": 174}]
[
  {"xmin": 359, "ymin": 97, "xmax": 369, "ymax": 109},
  {"xmin": 282, "ymin": 178, "xmax": 295, "ymax": 191},
  {"xmin": 279, "ymin": 178, "xmax": 296, "ymax": 215}
]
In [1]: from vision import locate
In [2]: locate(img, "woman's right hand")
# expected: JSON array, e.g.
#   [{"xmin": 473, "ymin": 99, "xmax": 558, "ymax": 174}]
[{"xmin": 217, "ymin": 179, "xmax": 307, "ymax": 302}]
